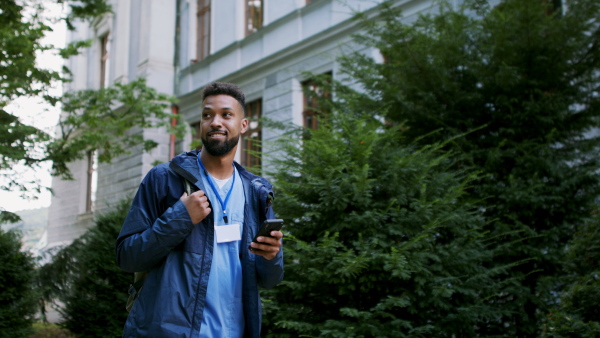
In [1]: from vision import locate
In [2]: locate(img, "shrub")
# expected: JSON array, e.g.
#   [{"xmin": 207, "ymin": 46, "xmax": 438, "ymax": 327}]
[
  {"xmin": 0, "ymin": 228, "xmax": 37, "ymax": 337},
  {"xmin": 261, "ymin": 114, "xmax": 508, "ymax": 337},
  {"xmin": 38, "ymin": 200, "xmax": 132, "ymax": 336}
]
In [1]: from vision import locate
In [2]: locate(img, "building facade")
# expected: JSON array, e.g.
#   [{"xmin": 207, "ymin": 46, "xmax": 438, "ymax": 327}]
[{"xmin": 46, "ymin": 0, "xmax": 432, "ymax": 249}]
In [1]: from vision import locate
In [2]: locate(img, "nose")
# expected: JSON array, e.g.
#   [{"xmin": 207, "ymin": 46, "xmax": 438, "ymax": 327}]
[{"xmin": 210, "ymin": 114, "xmax": 223, "ymax": 128}]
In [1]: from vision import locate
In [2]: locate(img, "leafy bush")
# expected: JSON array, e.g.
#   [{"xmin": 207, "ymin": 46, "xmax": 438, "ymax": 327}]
[{"xmin": 38, "ymin": 200, "xmax": 133, "ymax": 336}]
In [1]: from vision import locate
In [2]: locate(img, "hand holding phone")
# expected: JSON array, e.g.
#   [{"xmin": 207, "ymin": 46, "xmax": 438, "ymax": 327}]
[{"xmin": 249, "ymin": 219, "xmax": 283, "ymax": 251}]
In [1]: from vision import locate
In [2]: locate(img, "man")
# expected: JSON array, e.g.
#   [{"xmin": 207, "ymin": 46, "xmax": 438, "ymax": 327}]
[{"xmin": 116, "ymin": 82, "xmax": 284, "ymax": 337}]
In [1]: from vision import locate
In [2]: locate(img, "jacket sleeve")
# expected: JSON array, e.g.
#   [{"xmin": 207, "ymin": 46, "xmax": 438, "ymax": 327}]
[
  {"xmin": 115, "ymin": 165, "xmax": 195, "ymax": 273},
  {"xmin": 255, "ymin": 200, "xmax": 284, "ymax": 289}
]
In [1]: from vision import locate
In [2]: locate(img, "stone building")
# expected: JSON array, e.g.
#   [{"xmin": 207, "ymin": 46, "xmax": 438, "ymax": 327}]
[{"xmin": 46, "ymin": 0, "xmax": 433, "ymax": 249}]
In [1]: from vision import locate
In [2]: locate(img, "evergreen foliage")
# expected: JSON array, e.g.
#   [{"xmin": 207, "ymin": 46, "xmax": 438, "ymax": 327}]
[
  {"xmin": 542, "ymin": 214, "xmax": 600, "ymax": 337},
  {"xmin": 333, "ymin": 0, "xmax": 600, "ymax": 334},
  {"xmin": 38, "ymin": 200, "xmax": 132, "ymax": 336},
  {"xmin": 261, "ymin": 114, "xmax": 507, "ymax": 336},
  {"xmin": 0, "ymin": 228, "xmax": 38, "ymax": 338},
  {"xmin": 30, "ymin": 322, "xmax": 76, "ymax": 338}
]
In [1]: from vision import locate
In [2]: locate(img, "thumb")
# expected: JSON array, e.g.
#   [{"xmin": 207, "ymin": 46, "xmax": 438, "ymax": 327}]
[{"xmin": 180, "ymin": 192, "xmax": 188, "ymax": 200}]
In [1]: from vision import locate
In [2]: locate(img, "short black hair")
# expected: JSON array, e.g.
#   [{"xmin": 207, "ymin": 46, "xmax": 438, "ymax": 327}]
[{"xmin": 201, "ymin": 82, "xmax": 246, "ymax": 115}]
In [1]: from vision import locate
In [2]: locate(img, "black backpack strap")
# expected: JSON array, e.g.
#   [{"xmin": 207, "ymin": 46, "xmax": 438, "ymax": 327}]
[
  {"xmin": 169, "ymin": 161, "xmax": 201, "ymax": 196},
  {"xmin": 169, "ymin": 161, "xmax": 198, "ymax": 185}
]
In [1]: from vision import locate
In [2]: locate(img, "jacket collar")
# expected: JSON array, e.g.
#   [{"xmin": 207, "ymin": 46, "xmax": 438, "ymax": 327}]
[
  {"xmin": 170, "ymin": 149, "xmax": 272, "ymax": 192},
  {"xmin": 171, "ymin": 149, "xmax": 203, "ymax": 184}
]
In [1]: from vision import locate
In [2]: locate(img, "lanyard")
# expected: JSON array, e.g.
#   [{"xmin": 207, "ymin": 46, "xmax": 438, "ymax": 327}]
[{"xmin": 197, "ymin": 155, "xmax": 235, "ymax": 223}]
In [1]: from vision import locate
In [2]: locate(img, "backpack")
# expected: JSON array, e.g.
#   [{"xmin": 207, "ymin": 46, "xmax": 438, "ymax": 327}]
[{"xmin": 125, "ymin": 176, "xmax": 197, "ymax": 312}]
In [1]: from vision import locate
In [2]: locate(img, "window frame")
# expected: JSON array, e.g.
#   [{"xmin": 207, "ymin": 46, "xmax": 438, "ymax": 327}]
[
  {"xmin": 245, "ymin": 0, "xmax": 264, "ymax": 36},
  {"xmin": 191, "ymin": 121, "xmax": 202, "ymax": 149},
  {"xmin": 196, "ymin": 0, "xmax": 211, "ymax": 61},
  {"xmin": 85, "ymin": 150, "xmax": 98, "ymax": 212},
  {"xmin": 241, "ymin": 98, "xmax": 262, "ymax": 171},
  {"xmin": 301, "ymin": 72, "xmax": 332, "ymax": 130},
  {"xmin": 100, "ymin": 33, "xmax": 110, "ymax": 88}
]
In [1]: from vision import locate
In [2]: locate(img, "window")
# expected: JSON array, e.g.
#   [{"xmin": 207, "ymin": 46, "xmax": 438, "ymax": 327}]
[
  {"xmin": 245, "ymin": 0, "xmax": 263, "ymax": 35},
  {"xmin": 86, "ymin": 150, "xmax": 98, "ymax": 212},
  {"xmin": 196, "ymin": 0, "xmax": 211, "ymax": 61},
  {"xmin": 191, "ymin": 121, "xmax": 202, "ymax": 149},
  {"xmin": 302, "ymin": 73, "xmax": 331, "ymax": 130},
  {"xmin": 100, "ymin": 33, "xmax": 110, "ymax": 88},
  {"xmin": 241, "ymin": 99, "xmax": 262, "ymax": 170}
]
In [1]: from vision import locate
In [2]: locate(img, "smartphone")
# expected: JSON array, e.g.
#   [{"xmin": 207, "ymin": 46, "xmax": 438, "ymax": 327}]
[{"xmin": 249, "ymin": 219, "xmax": 284, "ymax": 250}]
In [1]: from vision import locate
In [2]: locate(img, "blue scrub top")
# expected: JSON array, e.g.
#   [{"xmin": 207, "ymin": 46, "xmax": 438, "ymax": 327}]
[{"xmin": 199, "ymin": 168, "xmax": 245, "ymax": 338}]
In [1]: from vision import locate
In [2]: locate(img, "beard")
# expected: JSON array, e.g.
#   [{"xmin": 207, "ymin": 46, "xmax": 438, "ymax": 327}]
[{"xmin": 201, "ymin": 131, "xmax": 240, "ymax": 157}]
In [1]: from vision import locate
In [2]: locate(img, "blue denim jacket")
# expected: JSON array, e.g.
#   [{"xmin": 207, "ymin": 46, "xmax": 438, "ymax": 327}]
[{"xmin": 116, "ymin": 149, "xmax": 283, "ymax": 337}]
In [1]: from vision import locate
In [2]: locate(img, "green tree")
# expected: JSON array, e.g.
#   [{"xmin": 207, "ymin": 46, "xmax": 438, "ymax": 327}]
[
  {"xmin": 0, "ymin": 228, "xmax": 38, "ymax": 337},
  {"xmin": 542, "ymin": 214, "xmax": 600, "ymax": 337},
  {"xmin": 261, "ymin": 113, "xmax": 509, "ymax": 337},
  {"xmin": 38, "ymin": 199, "xmax": 132, "ymax": 336},
  {"xmin": 0, "ymin": 0, "xmax": 185, "ymax": 223},
  {"xmin": 334, "ymin": 0, "xmax": 600, "ymax": 334}
]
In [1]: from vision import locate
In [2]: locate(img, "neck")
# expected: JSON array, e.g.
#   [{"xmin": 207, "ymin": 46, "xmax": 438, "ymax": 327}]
[{"xmin": 200, "ymin": 149, "xmax": 236, "ymax": 180}]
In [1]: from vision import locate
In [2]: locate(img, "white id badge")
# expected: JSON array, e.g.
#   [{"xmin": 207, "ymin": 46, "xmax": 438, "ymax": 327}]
[{"xmin": 215, "ymin": 223, "xmax": 241, "ymax": 243}]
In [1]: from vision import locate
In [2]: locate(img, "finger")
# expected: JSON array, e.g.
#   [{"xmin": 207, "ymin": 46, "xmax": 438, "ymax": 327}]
[
  {"xmin": 191, "ymin": 189, "xmax": 206, "ymax": 197},
  {"xmin": 269, "ymin": 231, "xmax": 284, "ymax": 239},
  {"xmin": 180, "ymin": 192, "xmax": 188, "ymax": 200},
  {"xmin": 249, "ymin": 242, "xmax": 271, "ymax": 253},
  {"xmin": 256, "ymin": 236, "xmax": 281, "ymax": 246},
  {"xmin": 250, "ymin": 247, "xmax": 269, "ymax": 256},
  {"xmin": 249, "ymin": 243, "xmax": 279, "ymax": 260},
  {"xmin": 250, "ymin": 241, "xmax": 281, "ymax": 252},
  {"xmin": 249, "ymin": 246, "xmax": 266, "ymax": 256},
  {"xmin": 188, "ymin": 194, "xmax": 206, "ymax": 205}
]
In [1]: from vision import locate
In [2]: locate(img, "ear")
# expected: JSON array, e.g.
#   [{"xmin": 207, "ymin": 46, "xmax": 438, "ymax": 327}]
[{"xmin": 240, "ymin": 117, "xmax": 249, "ymax": 134}]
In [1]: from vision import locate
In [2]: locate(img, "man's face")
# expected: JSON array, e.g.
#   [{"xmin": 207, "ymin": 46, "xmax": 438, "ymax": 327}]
[{"xmin": 200, "ymin": 94, "xmax": 248, "ymax": 157}]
